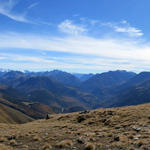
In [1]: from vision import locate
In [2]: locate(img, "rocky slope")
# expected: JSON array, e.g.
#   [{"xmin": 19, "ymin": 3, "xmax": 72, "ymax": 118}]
[{"xmin": 0, "ymin": 103, "xmax": 150, "ymax": 149}]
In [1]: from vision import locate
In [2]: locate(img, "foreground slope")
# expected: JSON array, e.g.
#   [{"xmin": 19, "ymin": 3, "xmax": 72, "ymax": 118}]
[{"xmin": 1, "ymin": 103, "xmax": 150, "ymax": 149}]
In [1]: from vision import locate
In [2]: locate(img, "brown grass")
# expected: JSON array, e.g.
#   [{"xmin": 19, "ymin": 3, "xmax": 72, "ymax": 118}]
[
  {"xmin": 0, "ymin": 103, "xmax": 150, "ymax": 149},
  {"xmin": 84, "ymin": 142, "xmax": 96, "ymax": 150},
  {"xmin": 33, "ymin": 135, "xmax": 41, "ymax": 141},
  {"xmin": 9, "ymin": 139, "xmax": 17, "ymax": 146},
  {"xmin": 0, "ymin": 137, "xmax": 7, "ymax": 143},
  {"xmin": 56, "ymin": 140, "xmax": 73, "ymax": 148},
  {"xmin": 42, "ymin": 143, "xmax": 52, "ymax": 150},
  {"xmin": 0, "ymin": 144, "xmax": 13, "ymax": 150}
]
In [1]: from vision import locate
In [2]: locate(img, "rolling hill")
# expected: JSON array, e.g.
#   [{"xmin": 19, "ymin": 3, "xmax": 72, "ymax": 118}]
[{"xmin": 0, "ymin": 103, "xmax": 150, "ymax": 149}]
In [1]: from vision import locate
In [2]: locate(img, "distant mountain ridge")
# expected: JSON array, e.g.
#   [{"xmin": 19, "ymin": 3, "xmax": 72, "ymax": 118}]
[
  {"xmin": 100, "ymin": 72, "xmax": 150, "ymax": 107},
  {"xmin": 79, "ymin": 70, "xmax": 136, "ymax": 98},
  {"xmin": 0, "ymin": 70, "xmax": 100, "ymax": 118},
  {"xmin": 73, "ymin": 73, "xmax": 94, "ymax": 81},
  {"xmin": 2, "ymin": 69, "xmax": 150, "ymax": 123}
]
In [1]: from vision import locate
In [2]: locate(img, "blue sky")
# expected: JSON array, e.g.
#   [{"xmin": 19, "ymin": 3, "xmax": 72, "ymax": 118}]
[{"xmin": 0, "ymin": 0, "xmax": 150, "ymax": 73}]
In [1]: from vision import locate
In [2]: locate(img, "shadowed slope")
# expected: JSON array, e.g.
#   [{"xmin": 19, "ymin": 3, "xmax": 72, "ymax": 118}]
[{"xmin": 0, "ymin": 103, "xmax": 33, "ymax": 124}]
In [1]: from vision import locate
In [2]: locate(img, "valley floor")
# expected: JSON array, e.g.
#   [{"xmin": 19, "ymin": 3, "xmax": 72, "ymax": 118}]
[{"xmin": 1, "ymin": 103, "xmax": 150, "ymax": 150}]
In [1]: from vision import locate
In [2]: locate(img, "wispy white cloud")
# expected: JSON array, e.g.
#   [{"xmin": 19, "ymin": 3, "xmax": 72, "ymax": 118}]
[
  {"xmin": 0, "ymin": 17, "xmax": 147, "ymax": 72},
  {"xmin": 89, "ymin": 19, "xmax": 99, "ymax": 26},
  {"xmin": 58, "ymin": 19, "xmax": 143, "ymax": 38},
  {"xmin": 0, "ymin": 31, "xmax": 150, "ymax": 72},
  {"xmin": 1, "ymin": 50, "xmax": 150, "ymax": 73},
  {"xmin": 114, "ymin": 26, "xmax": 143, "ymax": 37},
  {"xmin": 0, "ymin": 32, "xmax": 148, "ymax": 61},
  {"xmin": 27, "ymin": 2, "xmax": 39, "ymax": 9},
  {"xmin": 101, "ymin": 20, "xmax": 143, "ymax": 37},
  {"xmin": 0, "ymin": 53, "xmax": 55, "ymax": 63},
  {"xmin": 0, "ymin": 0, "xmax": 31, "ymax": 23},
  {"xmin": 58, "ymin": 19, "xmax": 87, "ymax": 35}
]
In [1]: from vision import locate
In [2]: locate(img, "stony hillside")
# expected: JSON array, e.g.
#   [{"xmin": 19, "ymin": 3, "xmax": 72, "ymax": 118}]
[{"xmin": 1, "ymin": 103, "xmax": 150, "ymax": 150}]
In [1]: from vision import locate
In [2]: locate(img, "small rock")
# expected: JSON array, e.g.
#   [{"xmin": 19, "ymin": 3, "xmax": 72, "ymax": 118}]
[
  {"xmin": 103, "ymin": 110, "xmax": 114, "ymax": 116},
  {"xmin": 7, "ymin": 135, "xmax": 16, "ymax": 141},
  {"xmin": 77, "ymin": 116, "xmax": 86, "ymax": 123},
  {"xmin": 133, "ymin": 127, "xmax": 141, "ymax": 132},
  {"xmin": 114, "ymin": 135, "xmax": 120, "ymax": 141},
  {"xmin": 133, "ymin": 137, "xmax": 139, "ymax": 140},
  {"xmin": 79, "ymin": 110, "xmax": 90, "ymax": 114},
  {"xmin": 88, "ymin": 121, "xmax": 94, "ymax": 125},
  {"xmin": 107, "ymin": 111, "xmax": 114, "ymax": 115},
  {"xmin": 101, "ymin": 119, "xmax": 107, "ymax": 123},
  {"xmin": 45, "ymin": 133, "xmax": 48, "ymax": 136},
  {"xmin": 137, "ymin": 141, "xmax": 143, "ymax": 147},
  {"xmin": 104, "ymin": 119, "xmax": 110, "ymax": 126},
  {"xmin": 77, "ymin": 137, "xmax": 85, "ymax": 144},
  {"xmin": 46, "ymin": 114, "xmax": 51, "ymax": 120}
]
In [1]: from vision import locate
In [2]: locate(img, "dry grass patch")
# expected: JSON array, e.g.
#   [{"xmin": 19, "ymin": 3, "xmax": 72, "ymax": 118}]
[
  {"xmin": 42, "ymin": 143, "xmax": 52, "ymax": 150},
  {"xmin": 56, "ymin": 140, "xmax": 73, "ymax": 148},
  {"xmin": 9, "ymin": 139, "xmax": 17, "ymax": 146},
  {"xmin": 0, "ymin": 144, "xmax": 13, "ymax": 150},
  {"xmin": 0, "ymin": 137, "xmax": 7, "ymax": 143},
  {"xmin": 33, "ymin": 135, "xmax": 41, "ymax": 141},
  {"xmin": 84, "ymin": 142, "xmax": 96, "ymax": 150}
]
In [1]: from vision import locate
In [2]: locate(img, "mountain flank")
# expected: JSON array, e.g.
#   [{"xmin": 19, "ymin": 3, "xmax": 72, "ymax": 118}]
[{"xmin": 0, "ymin": 102, "xmax": 33, "ymax": 124}]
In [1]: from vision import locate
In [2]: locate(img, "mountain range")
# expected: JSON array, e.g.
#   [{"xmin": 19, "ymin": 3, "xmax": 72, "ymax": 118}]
[{"xmin": 1, "ymin": 69, "xmax": 150, "ymax": 123}]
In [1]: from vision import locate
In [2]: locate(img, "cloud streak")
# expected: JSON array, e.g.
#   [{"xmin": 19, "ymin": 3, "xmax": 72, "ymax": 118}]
[
  {"xmin": 101, "ymin": 20, "xmax": 143, "ymax": 37},
  {"xmin": 0, "ymin": 32, "xmax": 148, "ymax": 60},
  {"xmin": 0, "ymin": 50, "xmax": 150, "ymax": 73},
  {"xmin": 58, "ymin": 19, "xmax": 87, "ymax": 35},
  {"xmin": 27, "ymin": 2, "xmax": 39, "ymax": 9},
  {"xmin": 114, "ymin": 26, "xmax": 143, "ymax": 37},
  {"xmin": 0, "ymin": 31, "xmax": 150, "ymax": 72},
  {"xmin": 0, "ymin": 0, "xmax": 32, "ymax": 23},
  {"xmin": 0, "ymin": 18, "xmax": 148, "ymax": 72}
]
